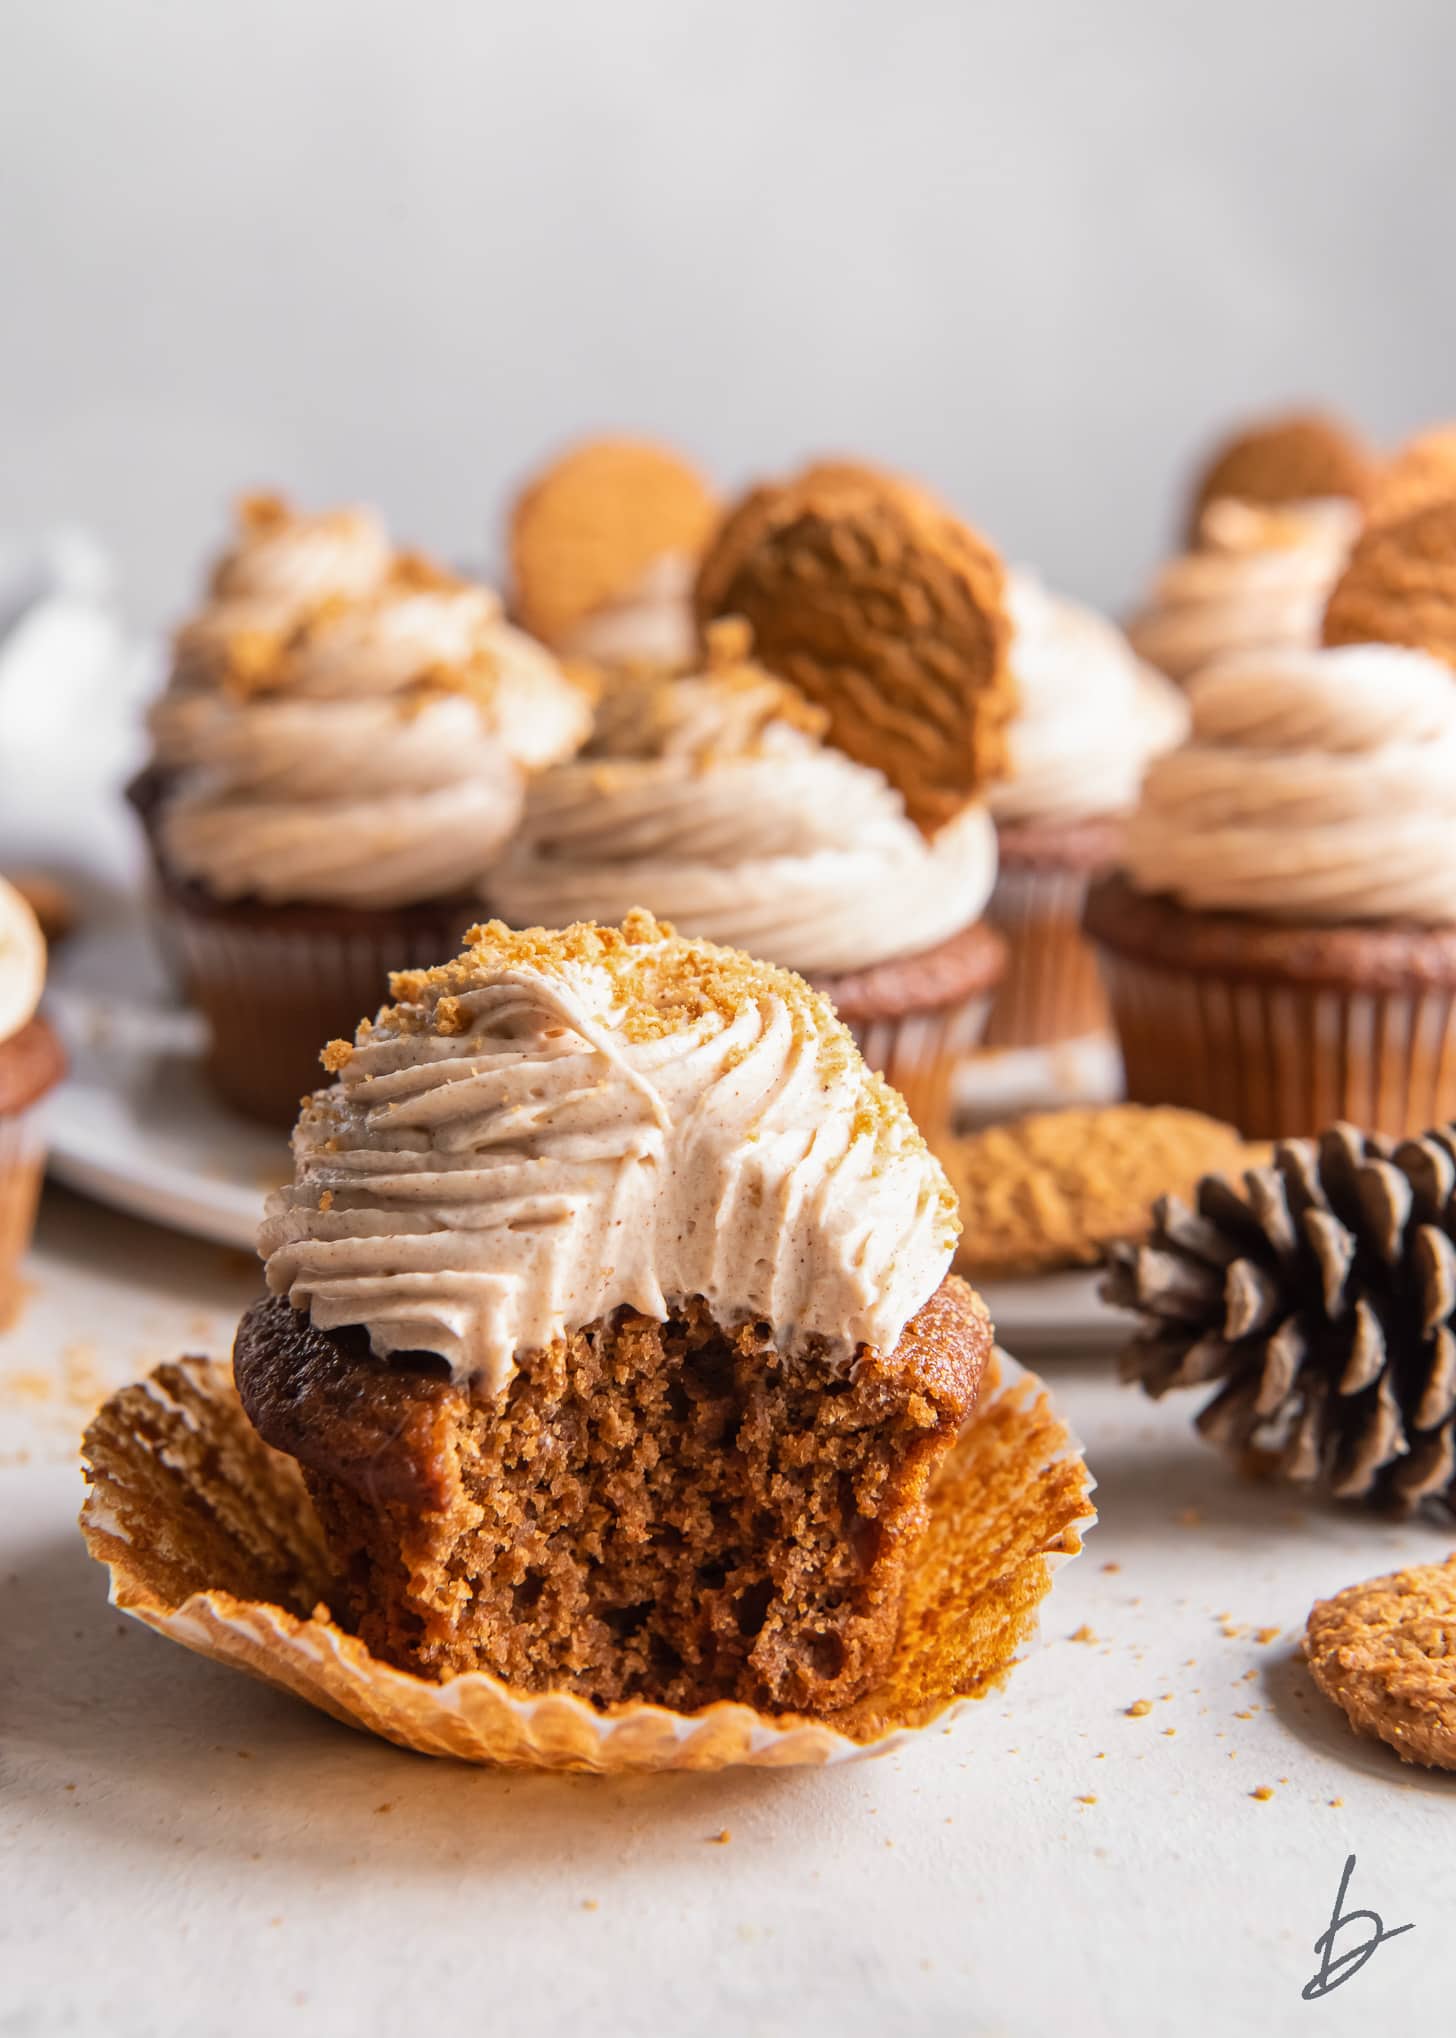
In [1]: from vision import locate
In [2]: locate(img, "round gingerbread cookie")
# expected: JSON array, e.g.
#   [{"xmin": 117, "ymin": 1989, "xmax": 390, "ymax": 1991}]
[
  {"xmin": 1305, "ymin": 1557, "xmax": 1456, "ymax": 1770},
  {"xmin": 508, "ymin": 437, "xmax": 717, "ymax": 647},
  {"xmin": 1186, "ymin": 409, "xmax": 1377, "ymax": 541},
  {"xmin": 695, "ymin": 466, "xmax": 1014, "ymax": 833},
  {"xmin": 1322, "ymin": 496, "xmax": 1456, "ymax": 669}
]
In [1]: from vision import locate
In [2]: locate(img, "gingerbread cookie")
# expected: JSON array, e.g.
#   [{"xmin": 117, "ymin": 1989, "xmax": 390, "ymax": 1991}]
[
  {"xmin": 1305, "ymin": 1557, "xmax": 1456, "ymax": 1770},
  {"xmin": 695, "ymin": 466, "xmax": 1013, "ymax": 832},
  {"xmin": 1186, "ymin": 409, "xmax": 1377, "ymax": 541},
  {"xmin": 948, "ymin": 1104, "xmax": 1252, "ymax": 1280},
  {"xmin": 1322, "ymin": 496, "xmax": 1456, "ymax": 669},
  {"xmin": 508, "ymin": 437, "xmax": 717, "ymax": 647},
  {"xmin": 1367, "ymin": 424, "xmax": 1456, "ymax": 526}
]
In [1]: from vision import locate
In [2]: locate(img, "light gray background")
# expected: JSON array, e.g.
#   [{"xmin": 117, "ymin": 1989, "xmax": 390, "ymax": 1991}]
[{"xmin": 3, "ymin": 0, "xmax": 1453, "ymax": 626}]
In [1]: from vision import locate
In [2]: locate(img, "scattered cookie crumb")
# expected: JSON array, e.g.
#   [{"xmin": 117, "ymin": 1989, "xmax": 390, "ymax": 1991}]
[
  {"xmin": 1076, "ymin": 1795, "xmax": 1098, "ymax": 1806},
  {"xmin": 710, "ymin": 1829, "xmax": 731, "ymax": 1845},
  {"xmin": 1251, "ymin": 1786, "xmax": 1275, "ymax": 1801},
  {"xmin": 582, "ymin": 1899, "xmax": 599, "ymax": 1911},
  {"xmin": 1126, "ymin": 1699, "xmax": 1153, "ymax": 1718},
  {"xmin": 1254, "ymin": 1626, "xmax": 1280, "ymax": 1645},
  {"xmin": 1069, "ymin": 1625, "xmax": 1097, "ymax": 1644}
]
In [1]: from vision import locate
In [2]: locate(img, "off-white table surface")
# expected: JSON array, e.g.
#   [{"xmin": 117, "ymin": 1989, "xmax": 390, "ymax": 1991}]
[{"xmin": 4, "ymin": 1186, "xmax": 1454, "ymax": 2038}]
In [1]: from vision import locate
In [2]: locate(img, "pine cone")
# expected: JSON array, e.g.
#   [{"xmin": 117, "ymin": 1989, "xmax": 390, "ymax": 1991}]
[{"xmin": 1104, "ymin": 1123, "xmax": 1456, "ymax": 1513}]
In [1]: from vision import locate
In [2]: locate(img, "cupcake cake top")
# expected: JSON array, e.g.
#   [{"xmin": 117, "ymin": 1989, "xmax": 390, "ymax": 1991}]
[
  {"xmin": 1127, "ymin": 496, "xmax": 1361, "ymax": 686},
  {"xmin": 508, "ymin": 437, "xmax": 718, "ymax": 664},
  {"xmin": 991, "ymin": 571, "xmax": 1187, "ymax": 827},
  {"xmin": 0, "ymin": 876, "xmax": 46, "ymax": 1045},
  {"xmin": 1123, "ymin": 642, "xmax": 1456, "ymax": 923},
  {"xmin": 489, "ymin": 621, "xmax": 999, "ymax": 977},
  {"xmin": 260, "ymin": 909, "xmax": 959, "ymax": 1394},
  {"xmin": 149, "ymin": 495, "xmax": 593, "ymax": 909}
]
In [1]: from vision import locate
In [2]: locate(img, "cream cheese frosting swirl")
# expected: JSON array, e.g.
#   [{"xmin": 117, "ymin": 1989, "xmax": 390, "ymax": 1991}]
[
  {"xmin": 556, "ymin": 553, "xmax": 699, "ymax": 669},
  {"xmin": 992, "ymin": 571, "xmax": 1188, "ymax": 825},
  {"xmin": 490, "ymin": 646, "xmax": 998, "ymax": 976},
  {"xmin": 1127, "ymin": 498, "xmax": 1360, "ymax": 686},
  {"xmin": 1124, "ymin": 643, "xmax": 1456, "ymax": 922},
  {"xmin": 151, "ymin": 500, "xmax": 593, "ymax": 909},
  {"xmin": 259, "ymin": 913, "xmax": 959, "ymax": 1395},
  {"xmin": 0, "ymin": 878, "xmax": 46, "ymax": 1045}
]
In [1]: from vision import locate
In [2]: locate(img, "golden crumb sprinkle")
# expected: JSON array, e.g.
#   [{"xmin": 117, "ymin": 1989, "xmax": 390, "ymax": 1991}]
[
  {"xmin": 320, "ymin": 1039, "xmax": 354, "ymax": 1074},
  {"xmin": 237, "ymin": 490, "xmax": 290, "ymax": 531},
  {"xmin": 1125, "ymin": 1699, "xmax": 1153, "ymax": 1718}
]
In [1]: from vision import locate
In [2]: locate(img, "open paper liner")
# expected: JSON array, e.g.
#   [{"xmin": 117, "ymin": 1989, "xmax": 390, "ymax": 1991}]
[
  {"xmin": 79, "ymin": 1351, "xmax": 1095, "ymax": 1773},
  {"xmin": 0, "ymin": 1103, "xmax": 50, "ymax": 1329},
  {"xmin": 983, "ymin": 863, "xmax": 1111, "ymax": 1049}
]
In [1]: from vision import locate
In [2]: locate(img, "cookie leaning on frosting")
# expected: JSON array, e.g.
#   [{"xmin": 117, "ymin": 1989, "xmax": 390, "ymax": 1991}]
[
  {"xmin": 494, "ymin": 462, "xmax": 1016, "ymax": 1139},
  {"xmin": 0, "ymin": 877, "xmax": 65, "ymax": 1323},
  {"xmin": 507, "ymin": 436, "xmax": 718, "ymax": 669},
  {"xmin": 134, "ymin": 493, "xmax": 593, "ymax": 1125},
  {"xmin": 237, "ymin": 911, "xmax": 992, "ymax": 1714}
]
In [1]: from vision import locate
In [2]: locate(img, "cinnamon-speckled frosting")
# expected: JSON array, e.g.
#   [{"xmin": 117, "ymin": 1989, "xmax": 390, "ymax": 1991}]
[
  {"xmin": 258, "ymin": 912, "xmax": 959, "ymax": 1395},
  {"xmin": 0, "ymin": 878, "xmax": 46, "ymax": 1046},
  {"xmin": 490, "ymin": 642, "xmax": 998, "ymax": 975},
  {"xmin": 1124, "ymin": 643, "xmax": 1456, "ymax": 922},
  {"xmin": 150, "ymin": 497, "xmax": 592, "ymax": 909},
  {"xmin": 1127, "ymin": 498, "xmax": 1360, "ymax": 686},
  {"xmin": 992, "ymin": 572, "xmax": 1188, "ymax": 826},
  {"xmin": 556, "ymin": 553, "xmax": 699, "ymax": 669}
]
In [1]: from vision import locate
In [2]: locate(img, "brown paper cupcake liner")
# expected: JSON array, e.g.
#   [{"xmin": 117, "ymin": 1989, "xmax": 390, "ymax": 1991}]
[
  {"xmin": 983, "ymin": 863, "xmax": 1111, "ymax": 1049},
  {"xmin": 79, "ymin": 1349, "xmax": 1094, "ymax": 1773},
  {"xmin": 0, "ymin": 1105, "xmax": 49, "ymax": 1329},
  {"xmin": 158, "ymin": 892, "xmax": 480, "ymax": 1127},
  {"xmin": 1096, "ymin": 950, "xmax": 1456, "ymax": 1141}
]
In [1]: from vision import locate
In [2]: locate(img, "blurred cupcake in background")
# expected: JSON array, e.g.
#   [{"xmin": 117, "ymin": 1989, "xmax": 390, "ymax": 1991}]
[
  {"xmin": 0, "ymin": 877, "xmax": 65, "ymax": 1324},
  {"xmin": 1128, "ymin": 409, "xmax": 1376, "ymax": 685},
  {"xmin": 496, "ymin": 465, "xmax": 1019, "ymax": 1137},
  {"xmin": 982, "ymin": 570, "xmax": 1186, "ymax": 1050},
  {"xmin": 1085, "ymin": 631, "xmax": 1456, "ymax": 1140},
  {"xmin": 508, "ymin": 437, "xmax": 718, "ymax": 669},
  {"xmin": 136, "ymin": 493, "xmax": 593, "ymax": 1125}
]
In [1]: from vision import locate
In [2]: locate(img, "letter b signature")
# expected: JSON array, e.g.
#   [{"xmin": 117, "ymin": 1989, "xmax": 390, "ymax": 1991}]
[{"xmin": 1302, "ymin": 1854, "xmax": 1414, "ymax": 2001}]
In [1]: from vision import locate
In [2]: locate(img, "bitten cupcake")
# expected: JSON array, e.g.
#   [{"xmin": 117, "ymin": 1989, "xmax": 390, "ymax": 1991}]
[
  {"xmin": 136, "ymin": 494, "xmax": 593, "ymax": 1124},
  {"xmin": 982, "ymin": 571, "xmax": 1187, "ymax": 1048},
  {"xmin": 239, "ymin": 912, "xmax": 992, "ymax": 1714},
  {"xmin": 1085, "ymin": 640, "xmax": 1456, "ymax": 1138},
  {"xmin": 0, "ymin": 877, "xmax": 65, "ymax": 1321},
  {"xmin": 508, "ymin": 437, "xmax": 718, "ymax": 668},
  {"xmin": 1128, "ymin": 409, "xmax": 1375, "ymax": 686},
  {"xmin": 492, "ymin": 609, "xmax": 1007, "ymax": 1138}
]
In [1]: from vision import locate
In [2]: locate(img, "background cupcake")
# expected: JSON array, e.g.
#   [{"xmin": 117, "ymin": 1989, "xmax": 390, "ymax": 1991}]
[
  {"xmin": 982, "ymin": 570, "xmax": 1186, "ymax": 1049},
  {"xmin": 1085, "ymin": 639, "xmax": 1456, "ymax": 1138},
  {"xmin": 492, "ymin": 621, "xmax": 1005, "ymax": 1137},
  {"xmin": 0, "ymin": 876, "xmax": 65, "ymax": 1323},
  {"xmin": 139, "ymin": 494, "xmax": 592, "ymax": 1124},
  {"xmin": 507, "ymin": 436, "xmax": 718, "ymax": 669},
  {"xmin": 1127, "ymin": 408, "xmax": 1376, "ymax": 685}
]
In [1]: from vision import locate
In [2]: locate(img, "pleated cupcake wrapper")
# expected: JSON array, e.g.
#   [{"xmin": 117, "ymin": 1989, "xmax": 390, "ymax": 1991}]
[
  {"xmin": 0, "ymin": 1104, "xmax": 48, "ymax": 1328},
  {"xmin": 983, "ymin": 864, "xmax": 1111, "ymax": 1050},
  {"xmin": 79, "ymin": 1349, "xmax": 1095, "ymax": 1774},
  {"xmin": 847, "ymin": 994, "xmax": 995, "ymax": 1145},
  {"xmin": 1096, "ymin": 947, "xmax": 1456, "ymax": 1141},
  {"xmin": 159, "ymin": 896, "xmax": 477, "ymax": 1127}
]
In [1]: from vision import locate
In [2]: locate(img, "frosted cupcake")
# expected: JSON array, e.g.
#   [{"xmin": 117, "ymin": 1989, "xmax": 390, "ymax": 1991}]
[
  {"xmin": 1128, "ymin": 410, "xmax": 1376, "ymax": 685},
  {"xmin": 0, "ymin": 878, "xmax": 64, "ymax": 1321},
  {"xmin": 508, "ymin": 437, "xmax": 717, "ymax": 669},
  {"xmin": 492, "ymin": 621, "xmax": 1006, "ymax": 1135},
  {"xmin": 983, "ymin": 571, "xmax": 1187, "ymax": 1048},
  {"xmin": 238, "ymin": 912, "xmax": 992, "ymax": 1713},
  {"xmin": 138, "ymin": 494, "xmax": 592, "ymax": 1123},
  {"xmin": 1085, "ymin": 641, "xmax": 1456, "ymax": 1138}
]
